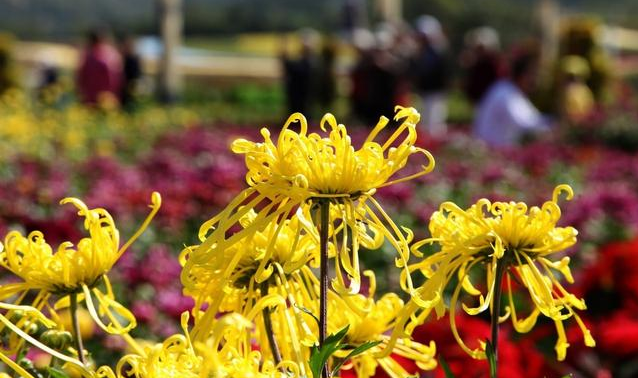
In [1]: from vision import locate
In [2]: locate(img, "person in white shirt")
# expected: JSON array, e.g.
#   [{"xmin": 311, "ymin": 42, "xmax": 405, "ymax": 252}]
[{"xmin": 473, "ymin": 48, "xmax": 551, "ymax": 146}]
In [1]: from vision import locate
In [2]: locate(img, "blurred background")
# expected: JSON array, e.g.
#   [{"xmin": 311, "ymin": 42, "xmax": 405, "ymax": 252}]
[{"xmin": 1, "ymin": 0, "xmax": 638, "ymax": 377}]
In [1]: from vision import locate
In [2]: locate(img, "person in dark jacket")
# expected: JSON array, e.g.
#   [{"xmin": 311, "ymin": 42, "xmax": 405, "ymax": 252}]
[
  {"xmin": 461, "ymin": 27, "xmax": 505, "ymax": 105},
  {"xmin": 412, "ymin": 15, "xmax": 451, "ymax": 137},
  {"xmin": 280, "ymin": 30, "xmax": 319, "ymax": 115},
  {"xmin": 119, "ymin": 36, "xmax": 142, "ymax": 110}
]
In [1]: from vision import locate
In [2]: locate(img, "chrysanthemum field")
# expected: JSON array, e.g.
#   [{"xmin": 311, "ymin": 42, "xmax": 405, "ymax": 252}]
[{"xmin": 1, "ymin": 95, "xmax": 637, "ymax": 378}]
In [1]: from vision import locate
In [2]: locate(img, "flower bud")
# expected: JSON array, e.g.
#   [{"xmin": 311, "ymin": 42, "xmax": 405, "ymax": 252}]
[
  {"xmin": 23, "ymin": 321, "xmax": 39, "ymax": 336},
  {"xmin": 41, "ymin": 330, "xmax": 73, "ymax": 350}
]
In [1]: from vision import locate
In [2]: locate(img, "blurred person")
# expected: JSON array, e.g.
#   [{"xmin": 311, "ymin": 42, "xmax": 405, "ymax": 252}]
[
  {"xmin": 39, "ymin": 65, "xmax": 59, "ymax": 89},
  {"xmin": 280, "ymin": 29, "xmax": 319, "ymax": 115},
  {"xmin": 0, "ymin": 33, "xmax": 18, "ymax": 94},
  {"xmin": 342, "ymin": 0, "xmax": 368, "ymax": 40},
  {"xmin": 559, "ymin": 55, "xmax": 594, "ymax": 123},
  {"xmin": 349, "ymin": 26, "xmax": 402, "ymax": 124},
  {"xmin": 474, "ymin": 46, "xmax": 552, "ymax": 146},
  {"xmin": 389, "ymin": 23, "xmax": 419, "ymax": 107},
  {"xmin": 316, "ymin": 37, "xmax": 338, "ymax": 111},
  {"xmin": 350, "ymin": 29, "xmax": 376, "ymax": 123},
  {"xmin": 559, "ymin": 17, "xmax": 610, "ymax": 102},
  {"xmin": 412, "ymin": 15, "xmax": 451, "ymax": 137},
  {"xmin": 368, "ymin": 23, "xmax": 403, "ymax": 120},
  {"xmin": 461, "ymin": 26, "xmax": 505, "ymax": 105},
  {"xmin": 37, "ymin": 64, "xmax": 62, "ymax": 105},
  {"xmin": 119, "ymin": 35, "xmax": 142, "ymax": 110},
  {"xmin": 76, "ymin": 28, "xmax": 122, "ymax": 106}
]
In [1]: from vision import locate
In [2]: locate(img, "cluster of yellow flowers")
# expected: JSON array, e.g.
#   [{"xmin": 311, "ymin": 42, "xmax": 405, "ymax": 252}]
[
  {"xmin": 0, "ymin": 89, "xmax": 201, "ymax": 162},
  {"xmin": 0, "ymin": 106, "xmax": 594, "ymax": 377}
]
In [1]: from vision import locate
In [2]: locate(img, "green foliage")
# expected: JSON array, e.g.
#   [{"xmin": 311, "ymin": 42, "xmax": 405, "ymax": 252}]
[
  {"xmin": 18, "ymin": 358, "xmax": 41, "ymax": 378},
  {"xmin": 447, "ymin": 90, "xmax": 474, "ymax": 125},
  {"xmin": 439, "ymin": 355, "xmax": 457, "ymax": 378},
  {"xmin": 330, "ymin": 341, "xmax": 383, "ymax": 377},
  {"xmin": 3, "ymin": 0, "xmax": 638, "ymax": 42},
  {"xmin": 598, "ymin": 113, "xmax": 638, "ymax": 152},
  {"xmin": 308, "ymin": 325, "xmax": 381, "ymax": 378},
  {"xmin": 46, "ymin": 367, "xmax": 71, "ymax": 378},
  {"xmin": 485, "ymin": 340, "xmax": 497, "ymax": 378},
  {"xmin": 309, "ymin": 326, "xmax": 349, "ymax": 378}
]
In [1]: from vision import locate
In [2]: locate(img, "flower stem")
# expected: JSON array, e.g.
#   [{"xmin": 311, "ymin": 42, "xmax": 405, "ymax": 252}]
[
  {"xmin": 319, "ymin": 199, "xmax": 330, "ymax": 378},
  {"xmin": 260, "ymin": 281, "xmax": 283, "ymax": 367},
  {"xmin": 490, "ymin": 260, "xmax": 507, "ymax": 378},
  {"xmin": 69, "ymin": 293, "xmax": 86, "ymax": 365}
]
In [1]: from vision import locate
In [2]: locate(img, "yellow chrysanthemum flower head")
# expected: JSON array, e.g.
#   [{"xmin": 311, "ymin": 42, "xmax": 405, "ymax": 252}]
[
  {"xmin": 109, "ymin": 312, "xmax": 300, "ymax": 378},
  {"xmin": 0, "ymin": 192, "xmax": 161, "ymax": 335},
  {"xmin": 181, "ymin": 208, "xmax": 318, "ymax": 349},
  {"xmin": 182, "ymin": 106, "xmax": 435, "ymax": 304},
  {"xmin": 327, "ymin": 277, "xmax": 436, "ymax": 378},
  {"xmin": 114, "ymin": 315, "xmax": 201, "ymax": 378},
  {"xmin": 196, "ymin": 310, "xmax": 301, "ymax": 378},
  {"xmin": 231, "ymin": 106, "xmax": 430, "ymax": 200},
  {"xmin": 394, "ymin": 184, "xmax": 594, "ymax": 361},
  {"xmin": 182, "ymin": 208, "xmax": 317, "ymax": 304}
]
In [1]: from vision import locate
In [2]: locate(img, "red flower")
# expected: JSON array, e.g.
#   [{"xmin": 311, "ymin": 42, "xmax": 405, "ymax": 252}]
[
  {"xmin": 412, "ymin": 314, "xmax": 548, "ymax": 378},
  {"xmin": 577, "ymin": 237, "xmax": 638, "ymax": 310},
  {"xmin": 594, "ymin": 310, "xmax": 638, "ymax": 357}
]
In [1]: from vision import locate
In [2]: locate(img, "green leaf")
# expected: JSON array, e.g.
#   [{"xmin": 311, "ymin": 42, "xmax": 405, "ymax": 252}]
[
  {"xmin": 295, "ymin": 304, "xmax": 320, "ymax": 327},
  {"xmin": 46, "ymin": 367, "xmax": 71, "ymax": 378},
  {"xmin": 331, "ymin": 340, "xmax": 382, "ymax": 376},
  {"xmin": 16, "ymin": 346, "xmax": 28, "ymax": 362},
  {"xmin": 308, "ymin": 325, "xmax": 350, "ymax": 378},
  {"xmin": 439, "ymin": 355, "xmax": 456, "ymax": 378},
  {"xmin": 485, "ymin": 340, "xmax": 497, "ymax": 378},
  {"xmin": 324, "ymin": 325, "xmax": 349, "ymax": 346}
]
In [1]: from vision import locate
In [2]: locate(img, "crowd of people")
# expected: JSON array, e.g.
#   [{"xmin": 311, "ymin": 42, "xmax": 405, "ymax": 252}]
[
  {"xmin": 23, "ymin": 16, "xmax": 604, "ymax": 148},
  {"xmin": 280, "ymin": 16, "xmax": 601, "ymax": 147}
]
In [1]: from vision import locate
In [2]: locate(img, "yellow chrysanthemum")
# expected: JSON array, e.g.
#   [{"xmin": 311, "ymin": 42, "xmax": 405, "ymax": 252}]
[
  {"xmin": 0, "ymin": 192, "xmax": 161, "ymax": 335},
  {"xmin": 181, "ymin": 209, "xmax": 319, "ymax": 376},
  {"xmin": 105, "ymin": 312, "xmax": 300, "ymax": 378},
  {"xmin": 182, "ymin": 208, "xmax": 318, "ymax": 313},
  {"xmin": 111, "ymin": 315, "xmax": 202, "ymax": 378},
  {"xmin": 388, "ymin": 185, "xmax": 594, "ymax": 361},
  {"xmin": 182, "ymin": 106, "xmax": 434, "ymax": 302},
  {"xmin": 326, "ymin": 275, "xmax": 436, "ymax": 378}
]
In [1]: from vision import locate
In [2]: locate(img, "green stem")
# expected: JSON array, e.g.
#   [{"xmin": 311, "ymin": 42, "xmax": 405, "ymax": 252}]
[
  {"xmin": 490, "ymin": 260, "xmax": 507, "ymax": 378},
  {"xmin": 260, "ymin": 281, "xmax": 283, "ymax": 366},
  {"xmin": 69, "ymin": 293, "xmax": 86, "ymax": 365},
  {"xmin": 11, "ymin": 343, "xmax": 24, "ymax": 378},
  {"xmin": 319, "ymin": 200, "xmax": 330, "ymax": 378}
]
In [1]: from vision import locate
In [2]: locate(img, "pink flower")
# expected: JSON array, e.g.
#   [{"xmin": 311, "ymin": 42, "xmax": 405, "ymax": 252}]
[
  {"xmin": 132, "ymin": 301, "xmax": 156, "ymax": 324},
  {"xmin": 157, "ymin": 289, "xmax": 195, "ymax": 319},
  {"xmin": 139, "ymin": 244, "xmax": 182, "ymax": 288}
]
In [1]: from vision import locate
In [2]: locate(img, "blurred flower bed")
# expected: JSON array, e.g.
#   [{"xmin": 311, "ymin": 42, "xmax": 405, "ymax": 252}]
[
  {"xmin": 1, "ymin": 106, "xmax": 637, "ymax": 376},
  {"xmin": 0, "ymin": 85, "xmax": 285, "ymax": 164}
]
